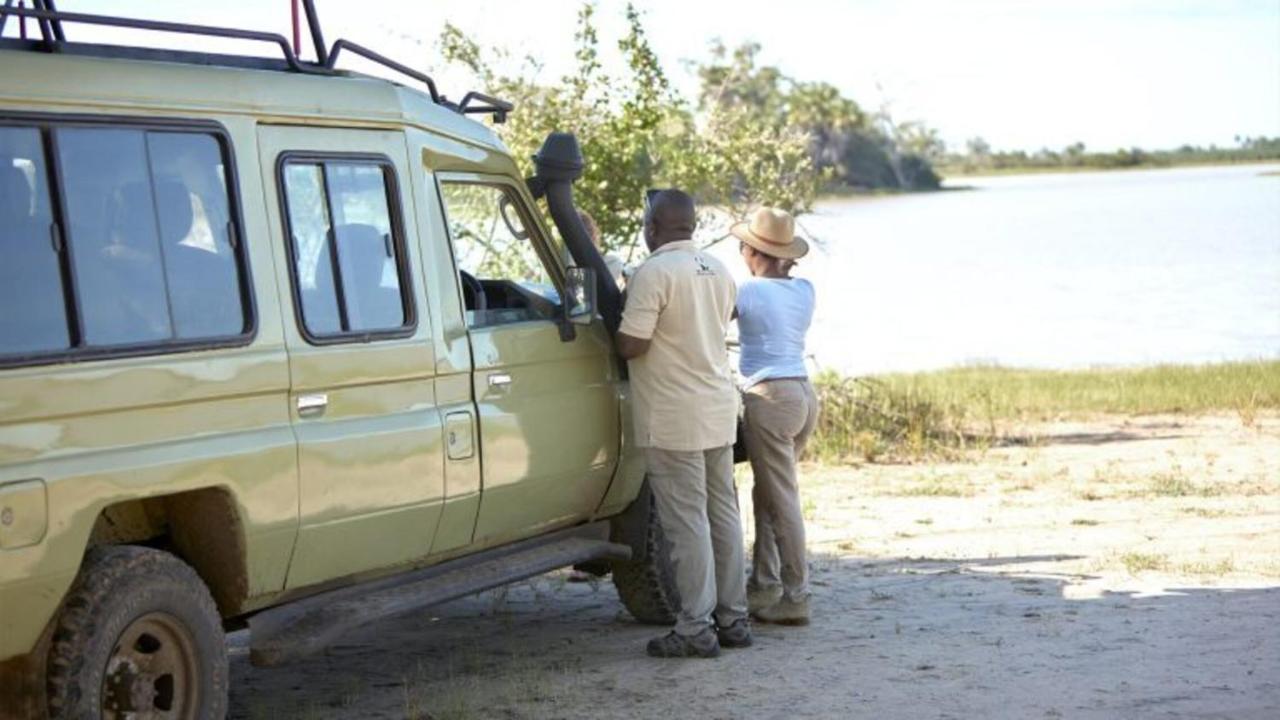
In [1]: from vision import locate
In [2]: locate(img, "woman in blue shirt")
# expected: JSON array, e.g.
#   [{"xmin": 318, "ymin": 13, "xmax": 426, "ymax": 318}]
[{"xmin": 731, "ymin": 207, "xmax": 819, "ymax": 626}]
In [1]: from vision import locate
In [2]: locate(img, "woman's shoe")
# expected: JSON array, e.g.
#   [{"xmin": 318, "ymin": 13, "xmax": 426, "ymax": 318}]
[
  {"xmin": 753, "ymin": 597, "xmax": 810, "ymax": 626},
  {"xmin": 747, "ymin": 585, "xmax": 783, "ymax": 614}
]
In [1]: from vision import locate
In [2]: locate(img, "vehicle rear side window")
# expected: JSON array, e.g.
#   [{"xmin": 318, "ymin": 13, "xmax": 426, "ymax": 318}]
[
  {"xmin": 0, "ymin": 126, "xmax": 70, "ymax": 355},
  {"xmin": 0, "ymin": 120, "xmax": 252, "ymax": 365},
  {"xmin": 280, "ymin": 158, "xmax": 412, "ymax": 341}
]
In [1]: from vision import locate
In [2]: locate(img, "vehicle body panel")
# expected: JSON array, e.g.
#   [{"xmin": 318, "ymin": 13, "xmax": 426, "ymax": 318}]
[
  {"xmin": 0, "ymin": 45, "xmax": 649, "ymax": 667},
  {"xmin": 0, "ymin": 233, "xmax": 296, "ymax": 660}
]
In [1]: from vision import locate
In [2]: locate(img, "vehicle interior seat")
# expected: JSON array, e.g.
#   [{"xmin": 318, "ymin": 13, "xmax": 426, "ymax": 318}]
[
  {"xmin": 153, "ymin": 178, "xmax": 241, "ymax": 338},
  {"xmin": 334, "ymin": 222, "xmax": 401, "ymax": 329},
  {"xmin": 84, "ymin": 181, "xmax": 173, "ymax": 343}
]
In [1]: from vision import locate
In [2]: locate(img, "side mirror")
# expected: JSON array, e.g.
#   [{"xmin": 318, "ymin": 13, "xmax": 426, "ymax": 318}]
[{"xmin": 564, "ymin": 266, "xmax": 597, "ymax": 327}]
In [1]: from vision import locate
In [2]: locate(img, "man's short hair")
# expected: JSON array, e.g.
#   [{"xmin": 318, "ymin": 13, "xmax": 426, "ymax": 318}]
[{"xmin": 649, "ymin": 189, "xmax": 696, "ymax": 237}]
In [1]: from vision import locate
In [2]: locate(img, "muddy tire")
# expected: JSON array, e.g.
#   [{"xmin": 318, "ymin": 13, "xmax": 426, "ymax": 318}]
[
  {"xmin": 46, "ymin": 545, "xmax": 228, "ymax": 720},
  {"xmin": 611, "ymin": 488, "xmax": 681, "ymax": 625}
]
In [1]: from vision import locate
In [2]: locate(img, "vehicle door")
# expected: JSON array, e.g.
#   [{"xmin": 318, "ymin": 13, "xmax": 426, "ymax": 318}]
[
  {"xmin": 435, "ymin": 175, "xmax": 620, "ymax": 545},
  {"xmin": 257, "ymin": 126, "xmax": 446, "ymax": 588}
]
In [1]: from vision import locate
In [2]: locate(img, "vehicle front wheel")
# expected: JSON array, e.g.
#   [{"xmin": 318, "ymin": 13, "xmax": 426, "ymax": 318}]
[
  {"xmin": 610, "ymin": 485, "xmax": 681, "ymax": 625},
  {"xmin": 45, "ymin": 545, "xmax": 228, "ymax": 720}
]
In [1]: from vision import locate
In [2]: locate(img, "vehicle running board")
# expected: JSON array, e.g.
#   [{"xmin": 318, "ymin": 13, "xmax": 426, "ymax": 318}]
[{"xmin": 248, "ymin": 521, "xmax": 630, "ymax": 667}]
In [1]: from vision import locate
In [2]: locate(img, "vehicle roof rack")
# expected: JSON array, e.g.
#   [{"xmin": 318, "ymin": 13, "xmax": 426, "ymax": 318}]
[{"xmin": 0, "ymin": 0, "xmax": 514, "ymax": 124}]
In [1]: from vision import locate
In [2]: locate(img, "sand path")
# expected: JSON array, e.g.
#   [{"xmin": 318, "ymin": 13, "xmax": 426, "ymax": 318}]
[{"xmin": 229, "ymin": 414, "xmax": 1280, "ymax": 719}]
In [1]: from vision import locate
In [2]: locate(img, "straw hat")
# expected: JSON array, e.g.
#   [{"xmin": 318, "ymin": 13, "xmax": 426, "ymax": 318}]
[{"xmin": 730, "ymin": 207, "xmax": 809, "ymax": 260}]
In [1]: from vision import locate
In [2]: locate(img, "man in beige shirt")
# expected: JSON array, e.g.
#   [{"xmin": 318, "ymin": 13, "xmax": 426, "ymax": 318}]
[{"xmin": 616, "ymin": 190, "xmax": 750, "ymax": 658}]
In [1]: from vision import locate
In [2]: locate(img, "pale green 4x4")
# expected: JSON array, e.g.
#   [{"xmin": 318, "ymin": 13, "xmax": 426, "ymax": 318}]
[{"xmin": 0, "ymin": 5, "xmax": 678, "ymax": 718}]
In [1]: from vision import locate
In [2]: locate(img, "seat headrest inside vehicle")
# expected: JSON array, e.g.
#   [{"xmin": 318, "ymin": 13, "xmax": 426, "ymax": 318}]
[
  {"xmin": 334, "ymin": 223, "xmax": 390, "ymax": 287},
  {"xmin": 153, "ymin": 178, "xmax": 195, "ymax": 244}
]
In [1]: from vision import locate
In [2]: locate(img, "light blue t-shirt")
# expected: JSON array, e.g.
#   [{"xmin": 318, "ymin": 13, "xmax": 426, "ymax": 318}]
[{"xmin": 736, "ymin": 277, "xmax": 815, "ymax": 388}]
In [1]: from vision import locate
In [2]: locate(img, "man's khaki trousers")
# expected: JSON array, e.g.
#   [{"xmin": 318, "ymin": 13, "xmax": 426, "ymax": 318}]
[
  {"xmin": 645, "ymin": 444, "xmax": 748, "ymax": 637},
  {"xmin": 744, "ymin": 378, "xmax": 820, "ymax": 602}
]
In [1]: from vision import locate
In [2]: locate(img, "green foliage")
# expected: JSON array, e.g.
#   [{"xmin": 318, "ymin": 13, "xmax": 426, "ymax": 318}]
[
  {"xmin": 438, "ymin": 5, "xmax": 820, "ymax": 256},
  {"xmin": 439, "ymin": 183, "xmax": 548, "ymax": 282},
  {"xmin": 696, "ymin": 43, "xmax": 941, "ymax": 192},
  {"xmin": 438, "ymin": 4, "xmax": 948, "ymax": 258}
]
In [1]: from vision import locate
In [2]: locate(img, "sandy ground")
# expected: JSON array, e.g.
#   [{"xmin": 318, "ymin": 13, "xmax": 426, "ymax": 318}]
[{"xmin": 228, "ymin": 414, "xmax": 1280, "ymax": 720}]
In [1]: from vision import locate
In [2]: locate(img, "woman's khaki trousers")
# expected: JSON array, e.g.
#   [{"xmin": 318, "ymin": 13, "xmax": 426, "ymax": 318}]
[{"xmin": 743, "ymin": 378, "xmax": 819, "ymax": 602}]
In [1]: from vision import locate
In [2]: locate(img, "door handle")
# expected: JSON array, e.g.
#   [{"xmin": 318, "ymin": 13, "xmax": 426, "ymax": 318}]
[
  {"xmin": 296, "ymin": 393, "xmax": 329, "ymax": 415},
  {"xmin": 488, "ymin": 373, "xmax": 513, "ymax": 388}
]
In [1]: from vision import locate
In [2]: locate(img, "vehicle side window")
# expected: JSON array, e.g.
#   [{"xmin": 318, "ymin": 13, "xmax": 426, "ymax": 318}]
[
  {"xmin": 150, "ymin": 133, "xmax": 244, "ymax": 339},
  {"xmin": 0, "ymin": 121, "xmax": 252, "ymax": 365},
  {"xmin": 0, "ymin": 126, "xmax": 70, "ymax": 355},
  {"xmin": 281, "ymin": 159, "xmax": 412, "ymax": 341},
  {"xmin": 58, "ymin": 128, "xmax": 246, "ymax": 345},
  {"xmin": 439, "ymin": 182, "xmax": 562, "ymax": 328}
]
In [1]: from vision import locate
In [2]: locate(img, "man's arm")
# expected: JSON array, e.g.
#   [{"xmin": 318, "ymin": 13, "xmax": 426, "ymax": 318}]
[
  {"xmin": 617, "ymin": 263, "xmax": 662, "ymax": 360},
  {"xmin": 616, "ymin": 331, "xmax": 651, "ymax": 360}
]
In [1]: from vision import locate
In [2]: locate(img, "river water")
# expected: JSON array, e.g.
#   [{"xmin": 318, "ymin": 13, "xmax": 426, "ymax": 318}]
[{"xmin": 709, "ymin": 163, "xmax": 1280, "ymax": 375}]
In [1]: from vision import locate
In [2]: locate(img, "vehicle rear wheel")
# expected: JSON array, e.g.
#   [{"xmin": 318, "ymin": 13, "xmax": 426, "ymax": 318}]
[
  {"xmin": 45, "ymin": 545, "xmax": 227, "ymax": 720},
  {"xmin": 610, "ymin": 486, "xmax": 681, "ymax": 625}
]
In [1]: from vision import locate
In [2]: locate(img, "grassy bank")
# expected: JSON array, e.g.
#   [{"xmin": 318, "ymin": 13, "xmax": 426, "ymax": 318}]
[{"xmin": 806, "ymin": 360, "xmax": 1280, "ymax": 463}]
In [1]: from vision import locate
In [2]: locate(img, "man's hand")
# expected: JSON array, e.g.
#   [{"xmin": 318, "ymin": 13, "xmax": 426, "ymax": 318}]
[{"xmin": 616, "ymin": 332, "xmax": 651, "ymax": 360}]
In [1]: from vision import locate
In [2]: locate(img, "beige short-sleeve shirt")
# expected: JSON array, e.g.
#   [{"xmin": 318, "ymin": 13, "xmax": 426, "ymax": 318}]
[{"xmin": 619, "ymin": 240, "xmax": 738, "ymax": 451}]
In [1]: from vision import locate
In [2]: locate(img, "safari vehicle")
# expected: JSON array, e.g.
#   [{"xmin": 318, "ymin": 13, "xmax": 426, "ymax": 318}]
[{"xmin": 0, "ymin": 3, "xmax": 679, "ymax": 717}]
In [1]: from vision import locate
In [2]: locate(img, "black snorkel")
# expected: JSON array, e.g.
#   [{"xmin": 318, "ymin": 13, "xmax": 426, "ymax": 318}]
[{"xmin": 527, "ymin": 132, "xmax": 622, "ymax": 336}]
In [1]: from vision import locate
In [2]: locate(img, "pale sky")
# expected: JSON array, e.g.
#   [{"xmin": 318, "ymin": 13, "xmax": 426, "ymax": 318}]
[{"xmin": 23, "ymin": 1, "xmax": 1280, "ymax": 152}]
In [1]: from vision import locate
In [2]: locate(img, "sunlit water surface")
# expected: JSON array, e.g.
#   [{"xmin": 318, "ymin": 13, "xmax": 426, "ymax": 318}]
[{"xmin": 707, "ymin": 163, "xmax": 1280, "ymax": 375}]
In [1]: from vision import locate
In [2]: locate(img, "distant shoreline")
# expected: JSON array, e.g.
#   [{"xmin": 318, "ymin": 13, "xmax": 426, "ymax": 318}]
[
  {"xmin": 817, "ymin": 159, "xmax": 1279, "ymax": 199},
  {"xmin": 937, "ymin": 157, "xmax": 1280, "ymax": 180},
  {"xmin": 817, "ymin": 184, "xmax": 975, "ymax": 200}
]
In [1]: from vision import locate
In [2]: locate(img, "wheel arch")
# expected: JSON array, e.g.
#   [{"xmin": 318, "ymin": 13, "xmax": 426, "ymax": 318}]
[{"xmin": 88, "ymin": 486, "xmax": 249, "ymax": 616}]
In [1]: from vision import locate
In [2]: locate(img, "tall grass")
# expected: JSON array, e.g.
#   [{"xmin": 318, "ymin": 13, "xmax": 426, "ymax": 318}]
[
  {"xmin": 804, "ymin": 373, "xmax": 983, "ymax": 463},
  {"xmin": 869, "ymin": 361, "xmax": 1280, "ymax": 419},
  {"xmin": 803, "ymin": 360, "xmax": 1280, "ymax": 463}
]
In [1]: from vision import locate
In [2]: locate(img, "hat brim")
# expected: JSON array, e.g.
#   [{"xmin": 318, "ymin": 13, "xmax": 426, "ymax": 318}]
[{"xmin": 731, "ymin": 222, "xmax": 810, "ymax": 260}]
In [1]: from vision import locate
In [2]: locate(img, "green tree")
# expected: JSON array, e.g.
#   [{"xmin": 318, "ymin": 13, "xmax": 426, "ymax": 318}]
[
  {"xmin": 696, "ymin": 42, "xmax": 941, "ymax": 191},
  {"xmin": 439, "ymin": 5, "xmax": 819, "ymax": 256}
]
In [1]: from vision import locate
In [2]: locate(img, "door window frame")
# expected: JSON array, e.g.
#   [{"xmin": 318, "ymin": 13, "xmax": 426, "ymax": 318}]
[
  {"xmin": 434, "ymin": 173, "xmax": 568, "ymax": 330},
  {"xmin": 275, "ymin": 151, "xmax": 418, "ymax": 345},
  {"xmin": 0, "ymin": 111, "xmax": 257, "ymax": 369}
]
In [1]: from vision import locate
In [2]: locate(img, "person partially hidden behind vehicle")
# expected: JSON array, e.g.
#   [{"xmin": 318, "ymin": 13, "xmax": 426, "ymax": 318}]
[
  {"xmin": 733, "ymin": 207, "xmax": 819, "ymax": 626},
  {"xmin": 578, "ymin": 209, "xmax": 630, "ymax": 288},
  {"xmin": 616, "ymin": 189, "xmax": 751, "ymax": 658}
]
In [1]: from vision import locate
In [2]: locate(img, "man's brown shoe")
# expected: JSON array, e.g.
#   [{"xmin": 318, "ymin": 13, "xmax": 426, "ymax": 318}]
[
  {"xmin": 716, "ymin": 618, "xmax": 753, "ymax": 649},
  {"xmin": 752, "ymin": 597, "xmax": 810, "ymax": 626}
]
